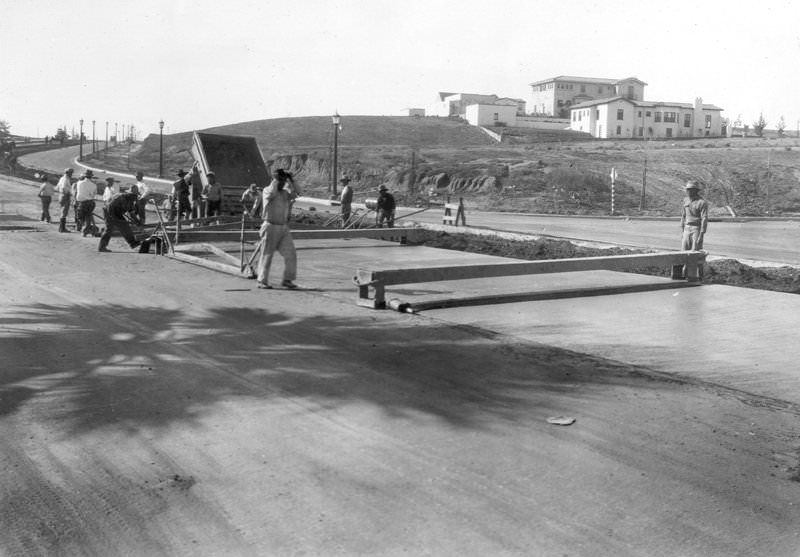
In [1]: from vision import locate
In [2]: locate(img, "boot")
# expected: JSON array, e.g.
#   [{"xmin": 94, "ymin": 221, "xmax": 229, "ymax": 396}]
[{"xmin": 59, "ymin": 218, "xmax": 70, "ymax": 233}]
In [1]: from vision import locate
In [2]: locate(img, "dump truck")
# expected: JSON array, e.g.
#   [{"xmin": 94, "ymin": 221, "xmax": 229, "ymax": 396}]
[{"xmin": 190, "ymin": 132, "xmax": 271, "ymax": 215}]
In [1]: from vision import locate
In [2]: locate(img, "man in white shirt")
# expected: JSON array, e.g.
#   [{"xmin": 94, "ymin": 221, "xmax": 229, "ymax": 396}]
[
  {"xmin": 134, "ymin": 171, "xmax": 150, "ymax": 223},
  {"xmin": 74, "ymin": 170, "xmax": 98, "ymax": 236},
  {"xmin": 55, "ymin": 168, "xmax": 74, "ymax": 232}
]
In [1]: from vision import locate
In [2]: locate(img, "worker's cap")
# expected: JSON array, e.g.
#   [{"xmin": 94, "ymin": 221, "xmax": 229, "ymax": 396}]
[
  {"xmin": 134, "ymin": 171, "xmax": 144, "ymax": 178},
  {"xmin": 248, "ymin": 183, "xmax": 257, "ymax": 189},
  {"xmin": 273, "ymin": 168, "xmax": 292, "ymax": 179},
  {"xmin": 378, "ymin": 185, "xmax": 388, "ymax": 191},
  {"xmin": 176, "ymin": 169, "xmax": 188, "ymax": 177},
  {"xmin": 81, "ymin": 170, "xmax": 95, "ymax": 179},
  {"xmin": 64, "ymin": 167, "xmax": 74, "ymax": 174},
  {"xmin": 684, "ymin": 180, "xmax": 700, "ymax": 190},
  {"xmin": 340, "ymin": 176, "xmax": 351, "ymax": 183},
  {"xmin": 105, "ymin": 177, "xmax": 119, "ymax": 183},
  {"xmin": 206, "ymin": 171, "xmax": 215, "ymax": 177}
]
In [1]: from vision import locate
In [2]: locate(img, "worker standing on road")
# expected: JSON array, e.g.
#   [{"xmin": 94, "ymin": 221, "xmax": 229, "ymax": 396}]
[
  {"xmin": 74, "ymin": 170, "xmax": 98, "ymax": 236},
  {"xmin": 202, "ymin": 171, "xmax": 224, "ymax": 217},
  {"xmin": 170, "ymin": 169, "xmax": 192, "ymax": 221},
  {"xmin": 37, "ymin": 174, "xmax": 54, "ymax": 223},
  {"xmin": 55, "ymin": 168, "xmax": 74, "ymax": 232},
  {"xmin": 102, "ymin": 176, "xmax": 120, "ymax": 205},
  {"xmin": 339, "ymin": 176, "xmax": 353, "ymax": 226},
  {"xmin": 98, "ymin": 192, "xmax": 142, "ymax": 253},
  {"xmin": 255, "ymin": 169, "xmax": 301, "ymax": 289},
  {"xmin": 680, "ymin": 180, "xmax": 708, "ymax": 251},
  {"xmin": 134, "ymin": 171, "xmax": 150, "ymax": 224},
  {"xmin": 242, "ymin": 183, "xmax": 260, "ymax": 217},
  {"xmin": 376, "ymin": 185, "xmax": 395, "ymax": 228}
]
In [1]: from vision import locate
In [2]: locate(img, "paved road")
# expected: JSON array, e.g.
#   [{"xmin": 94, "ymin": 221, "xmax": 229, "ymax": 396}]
[
  {"xmin": 20, "ymin": 145, "xmax": 800, "ymax": 266},
  {"xmin": 3, "ymin": 175, "xmax": 800, "ymax": 555}
]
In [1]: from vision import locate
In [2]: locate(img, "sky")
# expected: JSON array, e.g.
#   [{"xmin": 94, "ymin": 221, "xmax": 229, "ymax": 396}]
[{"xmin": 2, "ymin": 0, "xmax": 799, "ymax": 139}]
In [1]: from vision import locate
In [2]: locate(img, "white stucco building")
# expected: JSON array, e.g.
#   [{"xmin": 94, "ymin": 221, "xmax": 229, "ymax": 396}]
[
  {"xmin": 529, "ymin": 76, "xmax": 646, "ymax": 118},
  {"xmin": 569, "ymin": 96, "xmax": 724, "ymax": 139}
]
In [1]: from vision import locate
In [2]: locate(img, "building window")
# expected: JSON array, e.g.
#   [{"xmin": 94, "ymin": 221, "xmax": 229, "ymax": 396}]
[
  {"xmin": 598, "ymin": 87, "xmax": 603, "ymax": 94},
  {"xmin": 637, "ymin": 111, "xmax": 642, "ymax": 118},
  {"xmin": 557, "ymin": 100, "xmax": 563, "ymax": 107},
  {"xmin": 580, "ymin": 85, "xmax": 586, "ymax": 93},
  {"xmin": 684, "ymin": 114, "xmax": 691, "ymax": 127},
  {"xmin": 493, "ymin": 113, "xmax": 499, "ymax": 121},
  {"xmin": 654, "ymin": 112, "xmax": 662, "ymax": 122},
  {"xmin": 646, "ymin": 111, "xmax": 651, "ymax": 117},
  {"xmin": 596, "ymin": 109, "xmax": 600, "ymax": 119},
  {"xmin": 664, "ymin": 112, "xmax": 677, "ymax": 123},
  {"xmin": 617, "ymin": 109, "xmax": 624, "ymax": 120},
  {"xmin": 705, "ymin": 115, "xmax": 712, "ymax": 128},
  {"xmin": 666, "ymin": 128, "xmax": 673, "ymax": 138},
  {"xmin": 627, "ymin": 85, "xmax": 634, "ymax": 98},
  {"xmin": 616, "ymin": 125, "xmax": 622, "ymax": 135},
  {"xmin": 638, "ymin": 126, "xmax": 644, "ymax": 137}
]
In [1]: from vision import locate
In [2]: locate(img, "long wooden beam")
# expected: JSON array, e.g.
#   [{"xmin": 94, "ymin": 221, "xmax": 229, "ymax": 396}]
[
  {"xmin": 355, "ymin": 251, "xmax": 705, "ymax": 308},
  {"xmin": 174, "ymin": 227, "xmax": 416, "ymax": 244}
]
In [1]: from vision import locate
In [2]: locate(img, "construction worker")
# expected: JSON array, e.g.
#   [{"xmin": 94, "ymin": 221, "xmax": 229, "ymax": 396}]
[
  {"xmin": 170, "ymin": 169, "xmax": 191, "ymax": 220},
  {"xmin": 55, "ymin": 168, "xmax": 74, "ymax": 232},
  {"xmin": 37, "ymin": 174, "xmax": 54, "ymax": 223},
  {"xmin": 74, "ymin": 170, "xmax": 98, "ymax": 236},
  {"xmin": 134, "ymin": 171, "xmax": 150, "ymax": 224},
  {"xmin": 376, "ymin": 185, "xmax": 395, "ymax": 228},
  {"xmin": 255, "ymin": 169, "xmax": 301, "ymax": 289},
  {"xmin": 680, "ymin": 180, "xmax": 708, "ymax": 251},
  {"xmin": 98, "ymin": 192, "xmax": 141, "ymax": 253},
  {"xmin": 339, "ymin": 176, "xmax": 353, "ymax": 225},
  {"xmin": 202, "ymin": 171, "xmax": 224, "ymax": 217}
]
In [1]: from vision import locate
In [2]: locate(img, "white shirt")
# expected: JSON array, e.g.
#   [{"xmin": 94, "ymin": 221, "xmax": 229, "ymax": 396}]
[
  {"xmin": 136, "ymin": 180, "xmax": 149, "ymax": 197},
  {"xmin": 103, "ymin": 184, "xmax": 119, "ymax": 203},
  {"xmin": 56, "ymin": 175, "xmax": 72, "ymax": 197},
  {"xmin": 75, "ymin": 178, "xmax": 97, "ymax": 202}
]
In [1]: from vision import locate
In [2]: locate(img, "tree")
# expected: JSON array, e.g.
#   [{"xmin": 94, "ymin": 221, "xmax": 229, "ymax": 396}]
[
  {"xmin": 0, "ymin": 119, "xmax": 10, "ymax": 141},
  {"xmin": 753, "ymin": 112, "xmax": 767, "ymax": 137},
  {"xmin": 777, "ymin": 115, "xmax": 786, "ymax": 137}
]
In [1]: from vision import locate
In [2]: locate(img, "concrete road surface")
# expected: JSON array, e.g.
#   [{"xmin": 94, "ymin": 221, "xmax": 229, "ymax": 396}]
[{"xmin": 2, "ymin": 174, "xmax": 800, "ymax": 556}]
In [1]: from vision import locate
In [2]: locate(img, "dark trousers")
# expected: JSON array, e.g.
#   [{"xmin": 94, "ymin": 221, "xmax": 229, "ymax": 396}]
[
  {"xmin": 40, "ymin": 196, "xmax": 52, "ymax": 222},
  {"xmin": 99, "ymin": 217, "xmax": 138, "ymax": 250},
  {"xmin": 77, "ymin": 200, "xmax": 96, "ymax": 234},
  {"xmin": 206, "ymin": 199, "xmax": 221, "ymax": 217}
]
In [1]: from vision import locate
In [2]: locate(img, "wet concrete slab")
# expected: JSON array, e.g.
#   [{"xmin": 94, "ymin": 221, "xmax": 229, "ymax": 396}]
[{"xmin": 260, "ymin": 237, "xmax": 800, "ymax": 408}]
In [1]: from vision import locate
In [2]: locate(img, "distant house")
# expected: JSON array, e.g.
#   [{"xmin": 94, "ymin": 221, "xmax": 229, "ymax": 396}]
[
  {"xmin": 464, "ymin": 103, "xmax": 519, "ymax": 127},
  {"xmin": 529, "ymin": 76, "xmax": 646, "ymax": 118},
  {"xmin": 569, "ymin": 96, "xmax": 724, "ymax": 139},
  {"xmin": 402, "ymin": 108, "xmax": 426, "ymax": 117}
]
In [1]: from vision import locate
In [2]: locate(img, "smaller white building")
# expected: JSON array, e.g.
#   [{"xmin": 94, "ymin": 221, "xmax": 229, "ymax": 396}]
[
  {"xmin": 465, "ymin": 104, "xmax": 519, "ymax": 127},
  {"xmin": 402, "ymin": 108, "xmax": 426, "ymax": 117}
]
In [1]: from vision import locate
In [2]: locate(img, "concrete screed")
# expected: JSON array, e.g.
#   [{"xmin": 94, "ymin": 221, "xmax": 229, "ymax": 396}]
[{"xmin": 1, "ymin": 174, "xmax": 800, "ymax": 556}]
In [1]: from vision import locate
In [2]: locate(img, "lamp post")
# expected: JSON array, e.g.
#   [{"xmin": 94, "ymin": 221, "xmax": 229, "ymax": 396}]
[
  {"xmin": 331, "ymin": 113, "xmax": 341, "ymax": 196},
  {"xmin": 79, "ymin": 119, "xmax": 84, "ymax": 161},
  {"xmin": 92, "ymin": 120, "xmax": 96, "ymax": 155},
  {"xmin": 158, "ymin": 119, "xmax": 165, "ymax": 178},
  {"xmin": 114, "ymin": 122, "xmax": 118, "ymax": 145},
  {"xmin": 105, "ymin": 121, "xmax": 108, "ymax": 155}
]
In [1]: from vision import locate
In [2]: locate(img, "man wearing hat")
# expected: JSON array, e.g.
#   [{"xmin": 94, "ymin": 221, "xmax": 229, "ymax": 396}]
[
  {"xmin": 74, "ymin": 170, "xmax": 98, "ymax": 236},
  {"xmin": 170, "ymin": 169, "xmax": 192, "ymax": 221},
  {"xmin": 102, "ymin": 176, "xmax": 120, "ymax": 206},
  {"xmin": 680, "ymin": 180, "xmax": 708, "ymax": 251},
  {"xmin": 256, "ymin": 168, "xmax": 302, "ymax": 289},
  {"xmin": 202, "ymin": 171, "xmax": 224, "ymax": 217},
  {"xmin": 376, "ymin": 184, "xmax": 396, "ymax": 228},
  {"xmin": 242, "ymin": 183, "xmax": 260, "ymax": 216},
  {"xmin": 339, "ymin": 176, "xmax": 353, "ymax": 225},
  {"xmin": 134, "ymin": 171, "xmax": 150, "ymax": 224},
  {"xmin": 55, "ymin": 168, "xmax": 74, "ymax": 232}
]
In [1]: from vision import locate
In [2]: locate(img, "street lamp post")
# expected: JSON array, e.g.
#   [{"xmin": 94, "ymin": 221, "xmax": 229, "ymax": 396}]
[
  {"xmin": 114, "ymin": 122, "xmax": 118, "ymax": 146},
  {"xmin": 92, "ymin": 120, "xmax": 96, "ymax": 155},
  {"xmin": 105, "ymin": 121, "xmax": 108, "ymax": 156},
  {"xmin": 158, "ymin": 120, "xmax": 165, "ymax": 178},
  {"xmin": 331, "ymin": 113, "xmax": 341, "ymax": 196},
  {"xmin": 79, "ymin": 119, "xmax": 84, "ymax": 161}
]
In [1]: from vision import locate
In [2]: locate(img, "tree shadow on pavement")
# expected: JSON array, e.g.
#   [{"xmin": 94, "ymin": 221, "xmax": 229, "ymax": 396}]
[{"xmin": 0, "ymin": 301, "xmax": 686, "ymax": 436}]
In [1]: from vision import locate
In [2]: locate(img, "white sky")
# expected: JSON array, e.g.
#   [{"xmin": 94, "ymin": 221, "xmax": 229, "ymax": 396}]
[{"xmin": 2, "ymin": 0, "xmax": 799, "ymax": 138}]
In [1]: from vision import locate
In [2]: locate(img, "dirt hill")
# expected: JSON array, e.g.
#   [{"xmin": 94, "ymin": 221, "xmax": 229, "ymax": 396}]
[{"xmin": 114, "ymin": 116, "xmax": 800, "ymax": 217}]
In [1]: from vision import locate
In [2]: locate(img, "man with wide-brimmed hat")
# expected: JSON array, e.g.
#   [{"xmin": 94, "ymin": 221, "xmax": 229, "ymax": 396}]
[
  {"xmin": 74, "ymin": 170, "xmax": 98, "ymax": 236},
  {"xmin": 339, "ymin": 176, "xmax": 353, "ymax": 225},
  {"xmin": 170, "ymin": 168, "xmax": 192, "ymax": 220},
  {"xmin": 55, "ymin": 168, "xmax": 74, "ymax": 232},
  {"xmin": 376, "ymin": 184, "xmax": 395, "ymax": 228},
  {"xmin": 680, "ymin": 180, "xmax": 708, "ymax": 251}
]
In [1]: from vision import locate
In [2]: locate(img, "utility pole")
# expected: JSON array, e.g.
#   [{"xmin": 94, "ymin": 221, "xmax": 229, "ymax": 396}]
[{"xmin": 766, "ymin": 148, "xmax": 771, "ymax": 216}]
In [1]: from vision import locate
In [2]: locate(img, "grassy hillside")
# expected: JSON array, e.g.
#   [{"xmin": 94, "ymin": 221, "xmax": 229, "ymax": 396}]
[{"xmin": 120, "ymin": 116, "xmax": 800, "ymax": 217}]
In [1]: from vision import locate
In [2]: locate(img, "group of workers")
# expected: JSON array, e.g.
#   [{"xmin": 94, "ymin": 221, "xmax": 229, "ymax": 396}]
[{"xmin": 37, "ymin": 163, "xmax": 710, "ymax": 289}]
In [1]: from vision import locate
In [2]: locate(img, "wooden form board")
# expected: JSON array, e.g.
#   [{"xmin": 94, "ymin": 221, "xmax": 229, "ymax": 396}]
[
  {"xmin": 355, "ymin": 250, "xmax": 706, "ymax": 309},
  {"xmin": 173, "ymin": 227, "xmax": 417, "ymax": 244}
]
